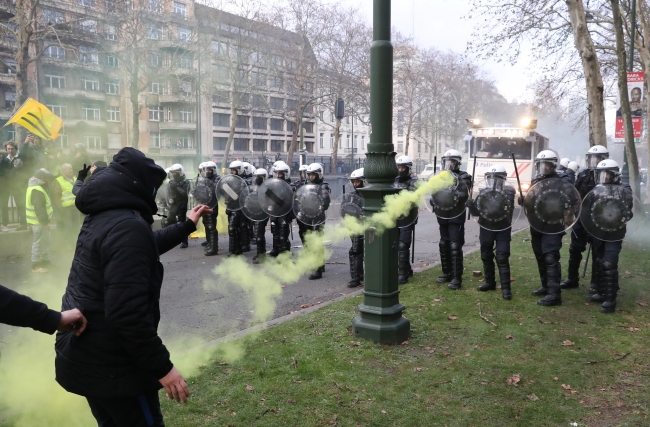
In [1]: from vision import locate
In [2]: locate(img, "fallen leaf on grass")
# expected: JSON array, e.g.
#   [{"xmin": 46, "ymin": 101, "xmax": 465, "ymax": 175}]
[
  {"xmin": 616, "ymin": 401, "xmax": 624, "ymax": 407},
  {"xmin": 562, "ymin": 340, "xmax": 575, "ymax": 346},
  {"xmin": 246, "ymin": 385, "xmax": 254, "ymax": 391},
  {"xmin": 561, "ymin": 384, "xmax": 572, "ymax": 390},
  {"xmin": 414, "ymin": 393, "xmax": 420, "ymax": 398},
  {"xmin": 333, "ymin": 394, "xmax": 341, "ymax": 399},
  {"xmin": 527, "ymin": 394, "xmax": 539, "ymax": 401},
  {"xmin": 350, "ymin": 341, "xmax": 361, "ymax": 346},
  {"xmin": 637, "ymin": 302, "xmax": 647, "ymax": 307},
  {"xmin": 286, "ymin": 399, "xmax": 296, "ymax": 404},
  {"xmin": 300, "ymin": 304, "xmax": 309, "ymax": 309},
  {"xmin": 434, "ymin": 298, "xmax": 441, "ymax": 302},
  {"xmin": 401, "ymin": 340, "xmax": 409, "ymax": 345},
  {"xmin": 381, "ymin": 410, "xmax": 387, "ymax": 415},
  {"xmin": 588, "ymin": 337, "xmax": 598, "ymax": 341},
  {"xmin": 414, "ymin": 367, "xmax": 423, "ymax": 372},
  {"xmin": 448, "ymin": 315, "xmax": 458, "ymax": 321},
  {"xmin": 553, "ymin": 377, "xmax": 559, "ymax": 381},
  {"xmin": 628, "ymin": 327, "xmax": 641, "ymax": 332},
  {"xmin": 506, "ymin": 334, "xmax": 514, "ymax": 340},
  {"xmin": 506, "ymin": 374, "xmax": 520, "ymax": 386}
]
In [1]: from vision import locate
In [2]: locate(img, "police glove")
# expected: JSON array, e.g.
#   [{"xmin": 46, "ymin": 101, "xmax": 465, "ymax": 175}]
[
  {"xmin": 517, "ymin": 196, "xmax": 525, "ymax": 206},
  {"xmin": 77, "ymin": 164, "xmax": 91, "ymax": 182},
  {"xmin": 465, "ymin": 198, "xmax": 474, "ymax": 209}
]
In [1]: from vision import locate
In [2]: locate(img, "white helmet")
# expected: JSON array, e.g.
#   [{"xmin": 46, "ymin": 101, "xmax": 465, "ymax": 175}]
[
  {"xmin": 229, "ymin": 160, "xmax": 244, "ymax": 175},
  {"xmin": 485, "ymin": 164, "xmax": 507, "ymax": 189},
  {"xmin": 241, "ymin": 162, "xmax": 251, "ymax": 175},
  {"xmin": 299, "ymin": 164, "xmax": 309, "ymax": 172},
  {"xmin": 396, "ymin": 155, "xmax": 413, "ymax": 177},
  {"xmin": 247, "ymin": 163, "xmax": 256, "ymax": 176},
  {"xmin": 535, "ymin": 150, "xmax": 558, "ymax": 176},
  {"xmin": 298, "ymin": 164, "xmax": 309, "ymax": 180},
  {"xmin": 203, "ymin": 161, "xmax": 217, "ymax": 170},
  {"xmin": 595, "ymin": 159, "xmax": 621, "ymax": 184},
  {"xmin": 169, "ymin": 163, "xmax": 184, "ymax": 173},
  {"xmin": 441, "ymin": 149, "xmax": 462, "ymax": 171},
  {"xmin": 274, "ymin": 162, "xmax": 290, "ymax": 178},
  {"xmin": 567, "ymin": 161, "xmax": 579, "ymax": 173},
  {"xmin": 198, "ymin": 161, "xmax": 207, "ymax": 171},
  {"xmin": 306, "ymin": 162, "xmax": 324, "ymax": 181},
  {"xmin": 253, "ymin": 168, "xmax": 268, "ymax": 184},
  {"xmin": 559, "ymin": 158, "xmax": 570, "ymax": 169},
  {"xmin": 349, "ymin": 167, "xmax": 366, "ymax": 188},
  {"xmin": 485, "ymin": 164, "xmax": 507, "ymax": 177},
  {"xmin": 586, "ymin": 145, "xmax": 610, "ymax": 168}
]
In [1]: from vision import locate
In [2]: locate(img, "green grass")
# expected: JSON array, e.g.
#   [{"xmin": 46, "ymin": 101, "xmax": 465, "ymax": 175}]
[{"xmin": 162, "ymin": 230, "xmax": 650, "ymax": 427}]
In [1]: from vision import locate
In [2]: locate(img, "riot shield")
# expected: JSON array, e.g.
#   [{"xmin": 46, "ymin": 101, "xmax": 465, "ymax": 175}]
[
  {"xmin": 472, "ymin": 180, "xmax": 521, "ymax": 232},
  {"xmin": 258, "ymin": 178, "xmax": 294, "ymax": 217},
  {"xmin": 430, "ymin": 172, "xmax": 469, "ymax": 220},
  {"xmin": 340, "ymin": 193, "xmax": 364, "ymax": 219},
  {"xmin": 294, "ymin": 183, "xmax": 331, "ymax": 226},
  {"xmin": 581, "ymin": 184, "xmax": 642, "ymax": 242},
  {"xmin": 156, "ymin": 180, "xmax": 170, "ymax": 209},
  {"xmin": 239, "ymin": 185, "xmax": 269, "ymax": 222},
  {"xmin": 524, "ymin": 177, "xmax": 581, "ymax": 234},
  {"xmin": 216, "ymin": 174, "xmax": 247, "ymax": 211},
  {"xmin": 192, "ymin": 177, "xmax": 217, "ymax": 209}
]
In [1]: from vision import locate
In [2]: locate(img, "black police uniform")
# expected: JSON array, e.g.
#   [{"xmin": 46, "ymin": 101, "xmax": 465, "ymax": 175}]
[
  {"xmin": 251, "ymin": 176, "xmax": 270, "ymax": 263},
  {"xmin": 395, "ymin": 174, "xmax": 419, "ymax": 284},
  {"xmin": 530, "ymin": 170, "xmax": 574, "ymax": 305},
  {"xmin": 348, "ymin": 186, "xmax": 364, "ymax": 288},
  {"xmin": 299, "ymin": 177, "xmax": 331, "ymax": 280},
  {"xmin": 432, "ymin": 169, "xmax": 472, "ymax": 289},
  {"xmin": 201, "ymin": 173, "xmax": 219, "ymax": 256},
  {"xmin": 269, "ymin": 175, "xmax": 295, "ymax": 257},
  {"xmin": 166, "ymin": 175, "xmax": 191, "ymax": 247},
  {"xmin": 294, "ymin": 177, "xmax": 309, "ymax": 246},
  {"xmin": 561, "ymin": 168, "xmax": 597, "ymax": 291},
  {"xmin": 226, "ymin": 173, "xmax": 252, "ymax": 256},
  {"xmin": 467, "ymin": 183, "xmax": 516, "ymax": 299}
]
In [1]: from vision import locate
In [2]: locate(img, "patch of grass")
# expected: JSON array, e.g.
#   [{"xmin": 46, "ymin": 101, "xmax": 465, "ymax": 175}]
[{"xmin": 162, "ymin": 231, "xmax": 650, "ymax": 427}]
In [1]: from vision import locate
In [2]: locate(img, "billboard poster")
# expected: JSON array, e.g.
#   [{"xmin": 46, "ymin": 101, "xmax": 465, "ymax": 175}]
[{"xmin": 615, "ymin": 71, "xmax": 644, "ymax": 142}]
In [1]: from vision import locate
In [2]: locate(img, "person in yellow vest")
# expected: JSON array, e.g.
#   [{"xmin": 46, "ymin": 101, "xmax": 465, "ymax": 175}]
[
  {"xmin": 26, "ymin": 168, "xmax": 55, "ymax": 273},
  {"xmin": 52, "ymin": 163, "xmax": 79, "ymax": 236}
]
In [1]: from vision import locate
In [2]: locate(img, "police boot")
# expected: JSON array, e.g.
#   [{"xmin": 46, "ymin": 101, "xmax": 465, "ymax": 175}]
[
  {"xmin": 436, "ymin": 241, "xmax": 452, "ymax": 283},
  {"xmin": 477, "ymin": 258, "xmax": 496, "ymax": 292},
  {"xmin": 600, "ymin": 262, "xmax": 618, "ymax": 314},
  {"xmin": 448, "ymin": 243, "xmax": 463, "ymax": 290},
  {"xmin": 241, "ymin": 220, "xmax": 251, "ymax": 253},
  {"xmin": 309, "ymin": 265, "xmax": 324, "ymax": 280},
  {"xmin": 279, "ymin": 220, "xmax": 291, "ymax": 255},
  {"xmin": 560, "ymin": 249, "xmax": 582, "ymax": 289},
  {"xmin": 588, "ymin": 259, "xmax": 600, "ymax": 294},
  {"xmin": 398, "ymin": 241, "xmax": 410, "ymax": 285},
  {"xmin": 204, "ymin": 230, "xmax": 218, "ymax": 256},
  {"xmin": 227, "ymin": 220, "xmax": 242, "ymax": 257},
  {"xmin": 201, "ymin": 240, "xmax": 209, "ymax": 247},
  {"xmin": 269, "ymin": 228, "xmax": 280, "ymax": 257},
  {"xmin": 348, "ymin": 252, "xmax": 363, "ymax": 288},
  {"xmin": 538, "ymin": 259, "xmax": 562, "ymax": 306},
  {"xmin": 532, "ymin": 259, "xmax": 548, "ymax": 296},
  {"xmin": 496, "ymin": 255, "xmax": 512, "ymax": 300}
]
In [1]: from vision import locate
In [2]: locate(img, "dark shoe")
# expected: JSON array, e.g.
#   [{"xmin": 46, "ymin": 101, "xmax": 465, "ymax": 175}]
[
  {"xmin": 398, "ymin": 274, "xmax": 409, "ymax": 285},
  {"xmin": 347, "ymin": 280, "xmax": 362, "ymax": 288},
  {"xmin": 242, "ymin": 245, "xmax": 251, "ymax": 253},
  {"xmin": 204, "ymin": 246, "xmax": 218, "ymax": 256},
  {"xmin": 537, "ymin": 293, "xmax": 562, "ymax": 306},
  {"xmin": 477, "ymin": 282, "xmax": 496, "ymax": 292},
  {"xmin": 586, "ymin": 294, "xmax": 605, "ymax": 303},
  {"xmin": 201, "ymin": 240, "xmax": 209, "ymax": 247},
  {"xmin": 269, "ymin": 248, "xmax": 279, "ymax": 257},
  {"xmin": 309, "ymin": 270, "xmax": 323, "ymax": 280},
  {"xmin": 532, "ymin": 287, "xmax": 547, "ymax": 296},
  {"xmin": 501, "ymin": 287, "xmax": 512, "ymax": 300},
  {"xmin": 600, "ymin": 301, "xmax": 616, "ymax": 313},
  {"xmin": 436, "ymin": 274, "xmax": 452, "ymax": 283},
  {"xmin": 180, "ymin": 242, "xmax": 188, "ymax": 249},
  {"xmin": 560, "ymin": 278, "xmax": 579, "ymax": 289},
  {"xmin": 448, "ymin": 279, "xmax": 462, "ymax": 290},
  {"xmin": 588, "ymin": 284, "xmax": 598, "ymax": 294},
  {"xmin": 252, "ymin": 254, "xmax": 265, "ymax": 264}
]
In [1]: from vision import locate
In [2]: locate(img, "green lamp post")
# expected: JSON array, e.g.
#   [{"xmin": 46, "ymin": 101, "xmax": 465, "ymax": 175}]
[{"xmin": 352, "ymin": 0, "xmax": 410, "ymax": 344}]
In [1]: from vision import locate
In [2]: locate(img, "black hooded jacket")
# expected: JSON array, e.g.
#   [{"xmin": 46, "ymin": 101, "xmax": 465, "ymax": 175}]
[{"xmin": 55, "ymin": 148, "xmax": 196, "ymax": 399}]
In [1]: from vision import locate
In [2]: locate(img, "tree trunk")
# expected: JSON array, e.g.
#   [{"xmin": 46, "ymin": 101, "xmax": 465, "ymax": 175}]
[
  {"xmin": 611, "ymin": 0, "xmax": 640, "ymax": 193},
  {"xmin": 286, "ymin": 117, "xmax": 300, "ymax": 168},
  {"xmin": 635, "ymin": 0, "xmax": 650, "ymax": 202},
  {"xmin": 14, "ymin": 0, "xmax": 31, "ymax": 145},
  {"xmin": 129, "ymin": 52, "xmax": 140, "ymax": 149},
  {"xmin": 404, "ymin": 123, "xmax": 412, "ymax": 156},
  {"xmin": 566, "ymin": 0, "xmax": 607, "ymax": 147},
  {"xmin": 221, "ymin": 95, "xmax": 238, "ymax": 171},
  {"xmin": 332, "ymin": 118, "xmax": 341, "ymax": 174}
]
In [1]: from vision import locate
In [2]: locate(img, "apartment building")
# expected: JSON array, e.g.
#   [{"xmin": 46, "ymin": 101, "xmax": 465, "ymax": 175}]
[{"xmin": 314, "ymin": 109, "xmax": 369, "ymax": 174}]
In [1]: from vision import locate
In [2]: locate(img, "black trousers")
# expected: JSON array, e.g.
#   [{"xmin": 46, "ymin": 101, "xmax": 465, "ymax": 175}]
[
  {"xmin": 479, "ymin": 228, "xmax": 511, "ymax": 260},
  {"xmin": 592, "ymin": 239, "xmax": 622, "ymax": 268},
  {"xmin": 86, "ymin": 390, "xmax": 164, "ymax": 427},
  {"xmin": 438, "ymin": 218, "xmax": 465, "ymax": 246},
  {"xmin": 530, "ymin": 228, "xmax": 563, "ymax": 260}
]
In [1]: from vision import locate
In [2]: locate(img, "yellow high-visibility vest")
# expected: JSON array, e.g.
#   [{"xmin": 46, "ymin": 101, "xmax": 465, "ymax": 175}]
[
  {"xmin": 26, "ymin": 185, "xmax": 54, "ymax": 225},
  {"xmin": 56, "ymin": 175, "xmax": 76, "ymax": 208}
]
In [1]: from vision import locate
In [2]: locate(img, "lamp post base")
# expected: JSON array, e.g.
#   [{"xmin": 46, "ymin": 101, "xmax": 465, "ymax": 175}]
[{"xmin": 352, "ymin": 303, "xmax": 410, "ymax": 344}]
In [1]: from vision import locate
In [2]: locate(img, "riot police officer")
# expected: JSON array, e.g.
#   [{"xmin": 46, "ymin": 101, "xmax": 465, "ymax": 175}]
[
  {"xmin": 347, "ymin": 168, "xmax": 365, "ymax": 288},
  {"xmin": 432, "ymin": 149, "xmax": 472, "ymax": 290},
  {"xmin": 466, "ymin": 165, "xmax": 516, "ymax": 300},
  {"xmin": 395, "ymin": 155, "xmax": 418, "ymax": 284},
  {"xmin": 583, "ymin": 160, "xmax": 633, "ymax": 313},
  {"xmin": 294, "ymin": 164, "xmax": 310, "ymax": 245},
  {"xmin": 526, "ymin": 150, "xmax": 576, "ymax": 306},
  {"xmin": 560, "ymin": 145, "xmax": 609, "ymax": 293},
  {"xmin": 167, "ymin": 164, "xmax": 191, "ymax": 249},
  {"xmin": 269, "ymin": 162, "xmax": 294, "ymax": 257},
  {"xmin": 558, "ymin": 158, "xmax": 570, "ymax": 172},
  {"xmin": 252, "ymin": 168, "xmax": 270, "ymax": 264},
  {"xmin": 301, "ymin": 163, "xmax": 331, "ymax": 280},
  {"xmin": 201, "ymin": 161, "xmax": 219, "ymax": 256},
  {"xmin": 225, "ymin": 160, "xmax": 248, "ymax": 256}
]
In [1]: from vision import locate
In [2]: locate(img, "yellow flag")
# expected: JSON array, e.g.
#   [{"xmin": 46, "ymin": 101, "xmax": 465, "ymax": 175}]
[{"xmin": 3, "ymin": 98, "xmax": 63, "ymax": 140}]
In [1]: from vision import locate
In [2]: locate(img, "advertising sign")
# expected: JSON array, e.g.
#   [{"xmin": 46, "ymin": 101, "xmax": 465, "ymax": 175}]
[{"xmin": 615, "ymin": 71, "xmax": 644, "ymax": 142}]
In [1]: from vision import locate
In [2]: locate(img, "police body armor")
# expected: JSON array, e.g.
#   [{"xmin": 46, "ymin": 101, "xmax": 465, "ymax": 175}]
[
  {"xmin": 430, "ymin": 171, "xmax": 469, "ymax": 220},
  {"xmin": 394, "ymin": 175, "xmax": 419, "ymax": 227},
  {"xmin": 523, "ymin": 177, "xmax": 581, "ymax": 234},
  {"xmin": 293, "ymin": 183, "xmax": 331, "ymax": 226},
  {"xmin": 580, "ymin": 184, "xmax": 636, "ymax": 242},
  {"xmin": 473, "ymin": 183, "xmax": 517, "ymax": 232}
]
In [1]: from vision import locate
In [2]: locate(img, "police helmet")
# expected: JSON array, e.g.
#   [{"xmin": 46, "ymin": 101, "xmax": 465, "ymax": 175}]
[
  {"xmin": 586, "ymin": 145, "xmax": 609, "ymax": 169},
  {"xmin": 441, "ymin": 149, "xmax": 462, "ymax": 171}
]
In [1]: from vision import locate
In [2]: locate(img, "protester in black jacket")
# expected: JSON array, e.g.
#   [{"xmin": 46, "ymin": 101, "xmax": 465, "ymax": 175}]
[
  {"xmin": 0, "ymin": 284, "xmax": 86, "ymax": 335},
  {"xmin": 55, "ymin": 147, "xmax": 212, "ymax": 426}
]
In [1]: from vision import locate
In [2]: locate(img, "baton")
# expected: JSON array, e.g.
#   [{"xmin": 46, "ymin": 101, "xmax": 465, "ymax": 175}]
[
  {"xmin": 511, "ymin": 153, "xmax": 524, "ymax": 199},
  {"xmin": 411, "ymin": 226, "xmax": 415, "ymax": 264},
  {"xmin": 582, "ymin": 243, "xmax": 591, "ymax": 278},
  {"xmin": 468, "ymin": 155, "xmax": 477, "ymax": 220},
  {"xmin": 433, "ymin": 156, "xmax": 437, "ymax": 174}
]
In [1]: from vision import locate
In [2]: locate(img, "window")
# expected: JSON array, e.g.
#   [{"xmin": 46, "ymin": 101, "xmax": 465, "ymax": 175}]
[
  {"xmin": 237, "ymin": 93, "xmax": 249, "ymax": 106},
  {"xmin": 54, "ymin": 134, "xmax": 68, "ymax": 148},
  {"xmin": 106, "ymin": 54, "xmax": 119, "ymax": 68},
  {"xmin": 180, "ymin": 110, "xmax": 192, "ymax": 123},
  {"xmin": 79, "ymin": 46, "xmax": 98, "ymax": 64},
  {"xmin": 236, "ymin": 115, "xmax": 249, "ymax": 128},
  {"xmin": 233, "ymin": 138, "xmax": 248, "ymax": 151},
  {"xmin": 42, "ymin": 9, "xmax": 63, "ymax": 25},
  {"xmin": 146, "ymin": 25, "xmax": 161, "ymax": 40},
  {"xmin": 82, "ymin": 77, "xmax": 99, "ymax": 91},
  {"xmin": 105, "ymin": 0, "xmax": 117, "ymax": 13},
  {"xmin": 80, "ymin": 20, "xmax": 97, "ymax": 33},
  {"xmin": 44, "ymin": 45, "xmax": 65, "ymax": 59},
  {"xmin": 213, "ymin": 137, "xmax": 227, "ymax": 150},
  {"xmin": 149, "ymin": 106, "xmax": 162, "ymax": 121},
  {"xmin": 178, "ymin": 27, "xmax": 191, "ymax": 42},
  {"xmin": 150, "ymin": 134, "xmax": 161, "ymax": 148},
  {"xmin": 354, "ymin": 135, "xmax": 358, "ymax": 148},
  {"xmin": 302, "ymin": 122, "xmax": 313, "ymax": 133},
  {"xmin": 270, "ymin": 97, "xmax": 283, "ymax": 109},
  {"xmin": 213, "ymin": 91, "xmax": 228, "ymax": 103},
  {"xmin": 252, "ymin": 95, "xmax": 265, "ymax": 108},
  {"xmin": 346, "ymin": 135, "xmax": 350, "ymax": 148},
  {"xmin": 45, "ymin": 74, "xmax": 65, "ymax": 89},
  {"xmin": 213, "ymin": 113, "xmax": 229, "ymax": 126},
  {"xmin": 397, "ymin": 126, "xmax": 403, "ymax": 137},
  {"xmin": 270, "ymin": 140, "xmax": 283, "ymax": 152},
  {"xmin": 179, "ymin": 81, "xmax": 192, "ymax": 96},
  {"xmin": 147, "ymin": 0, "xmax": 160, "ymax": 12},
  {"xmin": 329, "ymin": 112, "xmax": 334, "ymax": 122},
  {"xmin": 212, "ymin": 41, "xmax": 228, "ymax": 55},
  {"xmin": 424, "ymin": 142, "xmax": 428, "ymax": 153},
  {"xmin": 106, "ymin": 79, "xmax": 119, "ymax": 95},
  {"xmin": 166, "ymin": 107, "xmax": 172, "ymax": 121},
  {"xmin": 397, "ymin": 142, "xmax": 403, "ymax": 151},
  {"xmin": 178, "ymin": 137, "xmax": 192, "ymax": 149},
  {"xmin": 212, "ymin": 63, "xmax": 227, "ymax": 80},
  {"xmin": 270, "ymin": 118, "xmax": 283, "ymax": 131},
  {"xmin": 78, "ymin": 0, "xmax": 95, "ymax": 7},
  {"xmin": 319, "ymin": 110, "xmax": 324, "ymax": 121},
  {"xmin": 84, "ymin": 136, "xmax": 102, "ymax": 149},
  {"xmin": 286, "ymin": 99, "xmax": 297, "ymax": 110},
  {"xmin": 82, "ymin": 104, "xmax": 100, "ymax": 121},
  {"xmin": 172, "ymin": 1, "xmax": 186, "ymax": 17},
  {"xmin": 270, "ymin": 75, "xmax": 283, "ymax": 89},
  {"xmin": 319, "ymin": 133, "xmax": 324, "ymax": 149},
  {"xmin": 252, "ymin": 117, "xmax": 267, "ymax": 130},
  {"xmin": 148, "ymin": 53, "xmax": 161, "ymax": 68},
  {"xmin": 178, "ymin": 57, "xmax": 191, "ymax": 69},
  {"xmin": 329, "ymin": 134, "xmax": 333, "ymax": 148},
  {"xmin": 47, "ymin": 104, "xmax": 67, "ymax": 118},
  {"xmin": 146, "ymin": 82, "xmax": 159, "ymax": 95},
  {"xmin": 251, "ymin": 72, "xmax": 265, "ymax": 86},
  {"xmin": 105, "ymin": 24, "xmax": 117, "ymax": 41},
  {"xmin": 339, "ymin": 135, "xmax": 342, "ymax": 149},
  {"xmin": 107, "ymin": 106, "xmax": 120, "ymax": 122},
  {"xmin": 361, "ymin": 135, "xmax": 365, "ymax": 149},
  {"xmin": 253, "ymin": 139, "xmax": 266, "ymax": 152},
  {"xmin": 286, "ymin": 121, "xmax": 295, "ymax": 132}
]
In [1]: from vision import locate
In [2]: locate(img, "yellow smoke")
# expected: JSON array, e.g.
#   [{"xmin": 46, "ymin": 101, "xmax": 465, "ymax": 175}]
[{"xmin": 189, "ymin": 207, "xmax": 228, "ymax": 239}]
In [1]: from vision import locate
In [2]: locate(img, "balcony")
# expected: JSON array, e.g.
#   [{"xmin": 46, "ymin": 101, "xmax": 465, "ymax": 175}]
[
  {"xmin": 158, "ymin": 36, "xmax": 195, "ymax": 51},
  {"xmin": 152, "ymin": 147, "xmax": 197, "ymax": 157},
  {"xmin": 41, "ymin": 57, "xmax": 103, "ymax": 73},
  {"xmin": 159, "ymin": 92, "xmax": 195, "ymax": 103},
  {"xmin": 164, "ymin": 11, "xmax": 197, "ymax": 26},
  {"xmin": 159, "ymin": 120, "xmax": 196, "ymax": 130},
  {"xmin": 43, "ymin": 87, "xmax": 106, "ymax": 101},
  {"xmin": 0, "ymin": 73, "xmax": 14, "ymax": 86},
  {"xmin": 0, "ymin": 109, "xmax": 13, "ymax": 120},
  {"xmin": 62, "ymin": 119, "xmax": 106, "ymax": 129}
]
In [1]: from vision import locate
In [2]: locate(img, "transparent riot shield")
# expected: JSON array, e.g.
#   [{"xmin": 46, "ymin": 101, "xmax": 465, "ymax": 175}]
[
  {"xmin": 239, "ymin": 185, "xmax": 269, "ymax": 222},
  {"xmin": 472, "ymin": 178, "xmax": 521, "ymax": 232},
  {"xmin": 216, "ymin": 174, "xmax": 247, "ymax": 211},
  {"xmin": 192, "ymin": 177, "xmax": 217, "ymax": 209},
  {"xmin": 581, "ymin": 184, "xmax": 643, "ymax": 242},
  {"xmin": 523, "ymin": 177, "xmax": 581, "ymax": 234},
  {"xmin": 430, "ymin": 172, "xmax": 469, "ymax": 220},
  {"xmin": 293, "ymin": 183, "xmax": 331, "ymax": 226},
  {"xmin": 258, "ymin": 178, "xmax": 294, "ymax": 217},
  {"xmin": 340, "ymin": 193, "xmax": 364, "ymax": 219}
]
